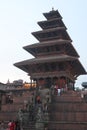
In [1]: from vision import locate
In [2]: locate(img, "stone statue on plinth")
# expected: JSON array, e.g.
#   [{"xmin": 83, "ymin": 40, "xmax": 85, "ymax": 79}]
[{"xmin": 35, "ymin": 106, "xmax": 44, "ymax": 130}]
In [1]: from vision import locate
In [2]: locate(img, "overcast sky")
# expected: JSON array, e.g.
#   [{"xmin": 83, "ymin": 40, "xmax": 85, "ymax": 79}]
[{"xmin": 0, "ymin": 0, "xmax": 87, "ymax": 87}]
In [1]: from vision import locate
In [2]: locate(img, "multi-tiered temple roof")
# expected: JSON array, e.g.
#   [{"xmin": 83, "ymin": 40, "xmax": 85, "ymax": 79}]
[{"xmin": 14, "ymin": 9, "xmax": 86, "ymax": 85}]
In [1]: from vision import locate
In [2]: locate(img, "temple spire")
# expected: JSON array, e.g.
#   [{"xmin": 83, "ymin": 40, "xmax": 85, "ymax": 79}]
[{"xmin": 52, "ymin": 7, "xmax": 54, "ymax": 11}]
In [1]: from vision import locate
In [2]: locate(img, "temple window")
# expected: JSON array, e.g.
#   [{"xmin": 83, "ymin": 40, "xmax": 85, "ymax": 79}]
[
  {"xmin": 59, "ymin": 63, "xmax": 64, "ymax": 70},
  {"xmin": 55, "ymin": 45, "xmax": 60, "ymax": 51},
  {"xmin": 51, "ymin": 63, "xmax": 55, "ymax": 71},
  {"xmin": 45, "ymin": 64, "xmax": 50, "ymax": 71}
]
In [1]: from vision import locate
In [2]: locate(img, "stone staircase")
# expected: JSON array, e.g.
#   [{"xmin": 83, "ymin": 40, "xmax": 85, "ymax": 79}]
[
  {"xmin": 1, "ymin": 89, "xmax": 87, "ymax": 130},
  {"xmin": 0, "ymin": 89, "xmax": 34, "ymax": 121},
  {"xmin": 48, "ymin": 90, "xmax": 87, "ymax": 130}
]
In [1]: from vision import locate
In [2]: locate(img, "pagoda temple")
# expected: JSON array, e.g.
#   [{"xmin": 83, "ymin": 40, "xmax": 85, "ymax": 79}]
[
  {"xmin": 14, "ymin": 9, "xmax": 86, "ymax": 90},
  {"xmin": 12, "ymin": 9, "xmax": 87, "ymax": 130}
]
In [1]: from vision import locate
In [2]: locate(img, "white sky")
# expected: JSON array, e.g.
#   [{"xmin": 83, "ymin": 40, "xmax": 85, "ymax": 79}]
[{"xmin": 0, "ymin": 0, "xmax": 87, "ymax": 87}]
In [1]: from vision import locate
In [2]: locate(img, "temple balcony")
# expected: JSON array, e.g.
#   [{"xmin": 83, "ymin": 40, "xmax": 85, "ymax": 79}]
[{"xmin": 30, "ymin": 70, "xmax": 74, "ymax": 81}]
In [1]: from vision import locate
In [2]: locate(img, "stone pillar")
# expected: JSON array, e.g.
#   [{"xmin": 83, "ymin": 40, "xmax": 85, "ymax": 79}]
[{"xmin": 30, "ymin": 77, "xmax": 32, "ymax": 88}]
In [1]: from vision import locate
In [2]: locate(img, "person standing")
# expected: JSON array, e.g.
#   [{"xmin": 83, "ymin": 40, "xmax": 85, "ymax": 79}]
[
  {"xmin": 0, "ymin": 121, "xmax": 5, "ymax": 130},
  {"xmin": 10, "ymin": 121, "xmax": 15, "ymax": 130},
  {"xmin": 15, "ymin": 120, "xmax": 21, "ymax": 130},
  {"xmin": 8, "ymin": 120, "xmax": 12, "ymax": 130}
]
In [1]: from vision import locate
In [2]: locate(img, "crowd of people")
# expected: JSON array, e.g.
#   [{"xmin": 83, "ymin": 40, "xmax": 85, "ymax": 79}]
[{"xmin": 0, "ymin": 120, "xmax": 21, "ymax": 130}]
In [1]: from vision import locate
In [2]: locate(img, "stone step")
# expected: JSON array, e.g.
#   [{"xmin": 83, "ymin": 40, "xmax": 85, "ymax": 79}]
[
  {"xmin": 1, "ymin": 103, "xmax": 24, "ymax": 111},
  {"xmin": 48, "ymin": 91, "xmax": 87, "ymax": 130},
  {"xmin": 48, "ymin": 121, "xmax": 87, "ymax": 130},
  {"xmin": 22, "ymin": 122, "xmax": 36, "ymax": 130},
  {"xmin": 0, "ymin": 111, "xmax": 18, "ymax": 121},
  {"xmin": 49, "ymin": 112, "xmax": 87, "ymax": 122},
  {"xmin": 23, "ymin": 128, "xmax": 35, "ymax": 130},
  {"xmin": 23, "ymin": 126, "xmax": 35, "ymax": 130},
  {"xmin": 13, "ymin": 95, "xmax": 31, "ymax": 103},
  {"xmin": 2, "ymin": 96, "xmax": 29, "ymax": 104},
  {"xmin": 52, "ymin": 95, "xmax": 83, "ymax": 102},
  {"xmin": 48, "ymin": 102, "xmax": 87, "ymax": 112}
]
